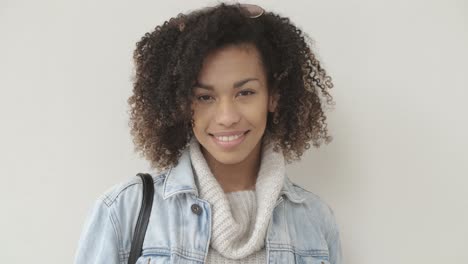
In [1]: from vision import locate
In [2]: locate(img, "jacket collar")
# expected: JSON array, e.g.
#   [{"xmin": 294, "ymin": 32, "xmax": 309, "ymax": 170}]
[{"xmin": 162, "ymin": 148, "xmax": 305, "ymax": 204}]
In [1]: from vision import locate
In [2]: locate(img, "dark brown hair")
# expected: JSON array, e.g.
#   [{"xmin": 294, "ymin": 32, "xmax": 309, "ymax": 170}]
[{"xmin": 128, "ymin": 2, "xmax": 335, "ymax": 170}]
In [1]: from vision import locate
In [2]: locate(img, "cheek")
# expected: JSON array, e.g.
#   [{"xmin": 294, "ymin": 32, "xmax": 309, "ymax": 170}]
[
  {"xmin": 243, "ymin": 104, "xmax": 269, "ymax": 125},
  {"xmin": 192, "ymin": 106, "xmax": 211, "ymax": 129}
]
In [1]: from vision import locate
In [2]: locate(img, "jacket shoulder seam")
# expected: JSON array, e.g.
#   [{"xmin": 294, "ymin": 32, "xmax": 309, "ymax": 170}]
[
  {"xmin": 101, "ymin": 173, "xmax": 166, "ymax": 207},
  {"xmin": 290, "ymin": 183, "xmax": 334, "ymax": 214}
]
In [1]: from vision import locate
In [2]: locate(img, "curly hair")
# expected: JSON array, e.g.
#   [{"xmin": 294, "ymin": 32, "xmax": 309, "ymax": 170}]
[{"xmin": 128, "ymin": 2, "xmax": 335, "ymax": 170}]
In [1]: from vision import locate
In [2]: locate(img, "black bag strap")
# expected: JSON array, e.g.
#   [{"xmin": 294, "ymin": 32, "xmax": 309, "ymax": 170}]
[{"xmin": 128, "ymin": 173, "xmax": 154, "ymax": 264}]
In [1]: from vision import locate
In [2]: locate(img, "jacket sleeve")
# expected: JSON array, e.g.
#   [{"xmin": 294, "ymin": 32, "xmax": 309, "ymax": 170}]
[
  {"xmin": 74, "ymin": 197, "xmax": 122, "ymax": 264},
  {"xmin": 326, "ymin": 206, "xmax": 344, "ymax": 264}
]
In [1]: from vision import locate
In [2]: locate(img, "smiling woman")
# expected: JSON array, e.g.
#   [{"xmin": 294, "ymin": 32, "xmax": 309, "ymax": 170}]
[{"xmin": 74, "ymin": 2, "xmax": 342, "ymax": 264}]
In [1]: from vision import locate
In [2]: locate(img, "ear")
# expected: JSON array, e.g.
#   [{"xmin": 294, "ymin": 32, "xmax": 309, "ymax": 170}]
[{"xmin": 268, "ymin": 92, "xmax": 280, "ymax": 112}]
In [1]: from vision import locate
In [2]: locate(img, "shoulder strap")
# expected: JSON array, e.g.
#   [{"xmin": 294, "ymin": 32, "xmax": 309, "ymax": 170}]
[{"xmin": 128, "ymin": 173, "xmax": 155, "ymax": 264}]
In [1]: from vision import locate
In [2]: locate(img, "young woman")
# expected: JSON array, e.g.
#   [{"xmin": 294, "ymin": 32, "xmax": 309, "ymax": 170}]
[{"xmin": 75, "ymin": 2, "xmax": 343, "ymax": 264}]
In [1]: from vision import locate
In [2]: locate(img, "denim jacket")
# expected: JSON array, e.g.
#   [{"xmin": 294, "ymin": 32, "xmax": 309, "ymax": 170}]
[{"xmin": 74, "ymin": 149, "xmax": 343, "ymax": 264}]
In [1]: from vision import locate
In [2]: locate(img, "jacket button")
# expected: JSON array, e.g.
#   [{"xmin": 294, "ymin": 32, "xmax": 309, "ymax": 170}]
[{"xmin": 191, "ymin": 204, "xmax": 202, "ymax": 215}]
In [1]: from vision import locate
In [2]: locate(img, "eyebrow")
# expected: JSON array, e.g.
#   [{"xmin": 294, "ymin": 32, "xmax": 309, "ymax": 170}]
[{"xmin": 193, "ymin": 78, "xmax": 259, "ymax": 90}]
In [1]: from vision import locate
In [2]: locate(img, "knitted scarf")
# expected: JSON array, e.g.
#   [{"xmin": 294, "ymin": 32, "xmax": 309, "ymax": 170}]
[{"xmin": 189, "ymin": 133, "xmax": 285, "ymax": 259}]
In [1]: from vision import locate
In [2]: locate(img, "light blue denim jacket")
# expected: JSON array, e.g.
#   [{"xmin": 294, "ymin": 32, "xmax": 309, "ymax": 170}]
[{"xmin": 74, "ymin": 149, "xmax": 343, "ymax": 264}]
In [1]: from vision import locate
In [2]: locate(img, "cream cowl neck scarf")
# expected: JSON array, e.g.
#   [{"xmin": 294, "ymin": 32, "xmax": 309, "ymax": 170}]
[{"xmin": 188, "ymin": 134, "xmax": 286, "ymax": 260}]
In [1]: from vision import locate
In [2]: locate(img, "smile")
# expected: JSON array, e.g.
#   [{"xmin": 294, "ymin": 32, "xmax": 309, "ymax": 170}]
[
  {"xmin": 210, "ymin": 130, "xmax": 250, "ymax": 149},
  {"xmin": 214, "ymin": 132, "xmax": 244, "ymax": 141}
]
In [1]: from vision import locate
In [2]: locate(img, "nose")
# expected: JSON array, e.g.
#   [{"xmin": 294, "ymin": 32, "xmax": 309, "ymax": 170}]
[{"xmin": 214, "ymin": 98, "xmax": 241, "ymax": 127}]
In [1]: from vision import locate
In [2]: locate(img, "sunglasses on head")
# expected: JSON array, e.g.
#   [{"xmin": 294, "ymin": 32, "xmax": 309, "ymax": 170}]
[
  {"xmin": 239, "ymin": 3, "xmax": 265, "ymax": 18},
  {"xmin": 198, "ymin": 3, "xmax": 265, "ymax": 18},
  {"xmin": 177, "ymin": 3, "xmax": 264, "ymax": 32}
]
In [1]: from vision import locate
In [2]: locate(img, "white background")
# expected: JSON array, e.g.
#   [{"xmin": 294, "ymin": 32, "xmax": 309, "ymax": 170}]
[{"xmin": 1, "ymin": 0, "xmax": 467, "ymax": 263}]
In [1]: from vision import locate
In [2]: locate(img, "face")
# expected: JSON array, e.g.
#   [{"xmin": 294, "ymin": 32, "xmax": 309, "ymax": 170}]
[{"xmin": 191, "ymin": 43, "xmax": 278, "ymax": 165}]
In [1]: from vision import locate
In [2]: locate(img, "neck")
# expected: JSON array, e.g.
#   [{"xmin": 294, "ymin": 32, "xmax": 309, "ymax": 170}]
[{"xmin": 201, "ymin": 139, "xmax": 262, "ymax": 193}]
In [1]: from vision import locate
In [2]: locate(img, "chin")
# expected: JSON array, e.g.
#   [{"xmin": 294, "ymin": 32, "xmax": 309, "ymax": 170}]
[{"xmin": 211, "ymin": 151, "xmax": 250, "ymax": 165}]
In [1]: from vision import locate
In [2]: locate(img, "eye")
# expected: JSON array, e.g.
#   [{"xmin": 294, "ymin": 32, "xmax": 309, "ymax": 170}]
[
  {"xmin": 238, "ymin": 90, "xmax": 256, "ymax": 97},
  {"xmin": 196, "ymin": 95, "xmax": 213, "ymax": 102}
]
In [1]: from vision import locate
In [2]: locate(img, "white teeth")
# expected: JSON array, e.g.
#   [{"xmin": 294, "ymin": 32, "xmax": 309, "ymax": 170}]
[{"xmin": 215, "ymin": 133, "xmax": 244, "ymax": 142}]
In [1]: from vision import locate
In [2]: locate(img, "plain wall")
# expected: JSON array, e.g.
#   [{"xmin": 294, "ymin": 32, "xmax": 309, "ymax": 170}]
[{"xmin": 1, "ymin": 0, "xmax": 467, "ymax": 263}]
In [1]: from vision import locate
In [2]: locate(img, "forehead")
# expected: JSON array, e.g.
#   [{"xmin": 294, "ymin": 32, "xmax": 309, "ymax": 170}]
[{"xmin": 196, "ymin": 43, "xmax": 266, "ymax": 84}]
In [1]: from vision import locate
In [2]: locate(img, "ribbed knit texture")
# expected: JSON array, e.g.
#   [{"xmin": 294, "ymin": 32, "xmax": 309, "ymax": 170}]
[
  {"xmin": 189, "ymin": 134, "xmax": 285, "ymax": 262},
  {"xmin": 206, "ymin": 190, "xmax": 266, "ymax": 263}
]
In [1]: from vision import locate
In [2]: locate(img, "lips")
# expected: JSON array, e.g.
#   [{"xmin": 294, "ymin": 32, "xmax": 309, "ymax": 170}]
[
  {"xmin": 209, "ymin": 130, "xmax": 249, "ymax": 137},
  {"xmin": 209, "ymin": 130, "xmax": 250, "ymax": 150}
]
